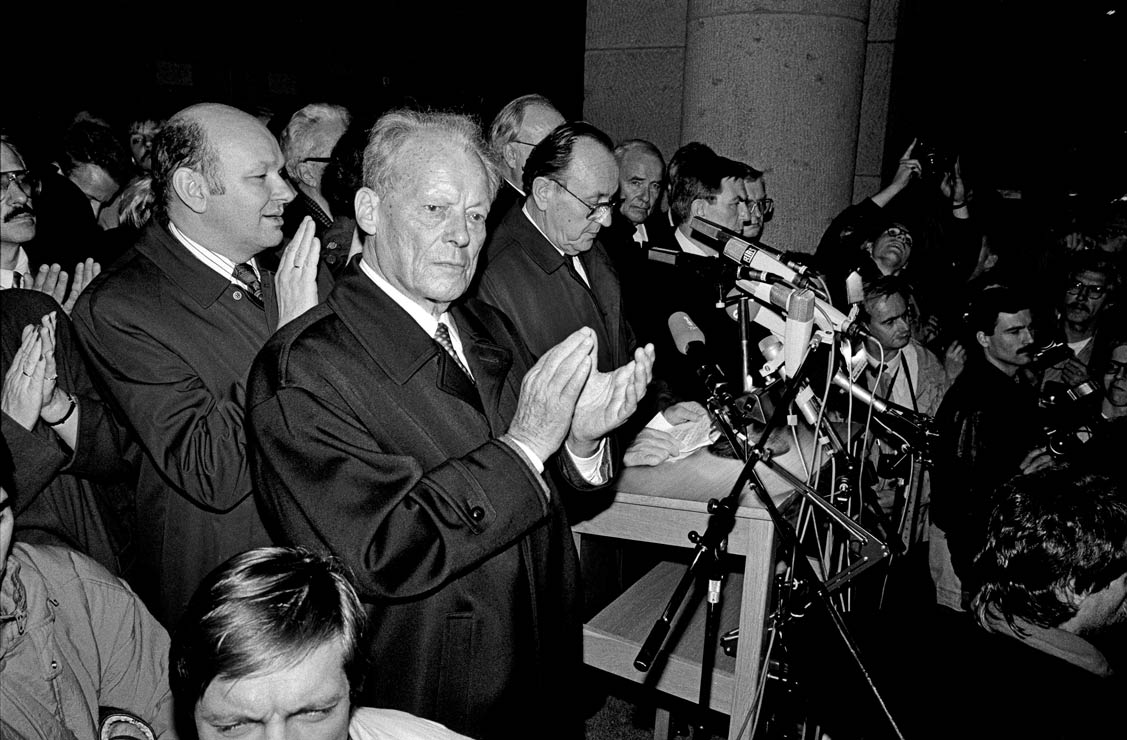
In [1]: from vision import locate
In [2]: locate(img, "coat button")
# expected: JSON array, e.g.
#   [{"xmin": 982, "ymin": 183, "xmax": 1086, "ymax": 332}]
[
  {"xmin": 469, "ymin": 506, "xmax": 485, "ymax": 522},
  {"xmin": 233, "ymin": 290, "xmax": 243, "ymax": 300},
  {"xmin": 50, "ymin": 660, "xmax": 58, "ymax": 670}
]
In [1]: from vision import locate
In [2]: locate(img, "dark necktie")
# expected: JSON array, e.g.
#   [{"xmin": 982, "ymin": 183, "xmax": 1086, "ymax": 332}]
[
  {"xmin": 868, "ymin": 364, "xmax": 892, "ymax": 399},
  {"xmin": 434, "ymin": 322, "xmax": 473, "ymax": 382},
  {"xmin": 12, "ymin": 272, "xmax": 22, "ymax": 288},
  {"xmin": 232, "ymin": 263, "xmax": 263, "ymax": 305}
]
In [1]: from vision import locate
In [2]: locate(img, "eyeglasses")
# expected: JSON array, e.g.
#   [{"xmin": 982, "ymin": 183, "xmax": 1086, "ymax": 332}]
[
  {"xmin": 0, "ymin": 169, "xmax": 40, "ymax": 197},
  {"xmin": 551, "ymin": 179, "xmax": 619, "ymax": 222},
  {"xmin": 881, "ymin": 226, "xmax": 914, "ymax": 250},
  {"xmin": 1105, "ymin": 359, "xmax": 1127, "ymax": 376},
  {"xmin": 1065, "ymin": 280, "xmax": 1109, "ymax": 299},
  {"xmin": 745, "ymin": 197, "xmax": 774, "ymax": 216}
]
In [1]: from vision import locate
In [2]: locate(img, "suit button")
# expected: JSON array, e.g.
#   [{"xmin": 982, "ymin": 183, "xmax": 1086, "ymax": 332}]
[
  {"xmin": 233, "ymin": 290, "xmax": 243, "ymax": 300},
  {"xmin": 469, "ymin": 506, "xmax": 485, "ymax": 522}
]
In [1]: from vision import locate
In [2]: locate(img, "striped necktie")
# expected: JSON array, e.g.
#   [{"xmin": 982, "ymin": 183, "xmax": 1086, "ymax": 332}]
[{"xmin": 232, "ymin": 262, "xmax": 264, "ymax": 305}]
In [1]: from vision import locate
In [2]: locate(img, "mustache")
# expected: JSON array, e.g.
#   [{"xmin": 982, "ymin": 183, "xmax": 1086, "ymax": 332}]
[{"xmin": 3, "ymin": 206, "xmax": 34, "ymax": 222}]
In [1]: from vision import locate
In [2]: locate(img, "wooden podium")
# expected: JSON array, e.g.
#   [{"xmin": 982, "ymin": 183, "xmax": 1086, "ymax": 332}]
[{"xmin": 574, "ymin": 443, "xmax": 804, "ymax": 740}]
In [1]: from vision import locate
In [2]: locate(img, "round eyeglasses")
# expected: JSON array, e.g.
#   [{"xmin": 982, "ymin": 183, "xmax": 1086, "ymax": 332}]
[{"xmin": 551, "ymin": 179, "xmax": 620, "ymax": 222}]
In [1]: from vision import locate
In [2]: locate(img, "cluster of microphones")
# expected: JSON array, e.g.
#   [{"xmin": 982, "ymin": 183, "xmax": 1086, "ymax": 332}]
[{"xmin": 667, "ymin": 217, "xmax": 937, "ymax": 457}]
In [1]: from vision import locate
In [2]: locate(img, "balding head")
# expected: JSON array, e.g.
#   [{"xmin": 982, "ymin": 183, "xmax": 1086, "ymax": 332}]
[
  {"xmin": 155, "ymin": 103, "xmax": 295, "ymax": 262},
  {"xmin": 489, "ymin": 95, "xmax": 564, "ymax": 191}
]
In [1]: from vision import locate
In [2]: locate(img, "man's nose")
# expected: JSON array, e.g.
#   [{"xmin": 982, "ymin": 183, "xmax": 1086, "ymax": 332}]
[
  {"xmin": 447, "ymin": 213, "xmax": 471, "ymax": 247},
  {"xmin": 274, "ymin": 173, "xmax": 296, "ymax": 203}
]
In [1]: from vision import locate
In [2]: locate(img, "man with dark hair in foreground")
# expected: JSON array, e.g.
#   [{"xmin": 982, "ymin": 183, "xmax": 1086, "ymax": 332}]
[{"xmin": 171, "ymin": 546, "xmax": 470, "ymax": 739}]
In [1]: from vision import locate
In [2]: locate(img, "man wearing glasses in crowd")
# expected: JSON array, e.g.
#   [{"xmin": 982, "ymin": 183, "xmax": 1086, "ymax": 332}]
[
  {"xmin": 1039, "ymin": 251, "xmax": 1119, "ymax": 399},
  {"xmin": 485, "ymin": 94, "xmax": 565, "ymax": 232},
  {"xmin": 741, "ymin": 163, "xmax": 773, "ymax": 242},
  {"xmin": 1, "ymin": 135, "xmax": 37, "ymax": 290},
  {"xmin": 476, "ymin": 120, "xmax": 633, "ymax": 375}
]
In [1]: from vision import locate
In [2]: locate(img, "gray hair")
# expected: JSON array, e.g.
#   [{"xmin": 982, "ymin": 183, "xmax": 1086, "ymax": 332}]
[
  {"xmin": 363, "ymin": 109, "xmax": 500, "ymax": 203},
  {"xmin": 488, "ymin": 94, "xmax": 558, "ymax": 160},
  {"xmin": 280, "ymin": 102, "xmax": 352, "ymax": 178}
]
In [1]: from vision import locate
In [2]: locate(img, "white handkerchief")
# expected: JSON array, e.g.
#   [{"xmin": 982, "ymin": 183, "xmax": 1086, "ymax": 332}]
[{"xmin": 646, "ymin": 411, "xmax": 720, "ymax": 462}]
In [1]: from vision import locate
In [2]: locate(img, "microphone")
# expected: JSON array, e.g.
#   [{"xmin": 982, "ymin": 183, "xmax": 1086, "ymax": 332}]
[
  {"xmin": 830, "ymin": 370, "xmax": 938, "ymax": 457},
  {"xmin": 668, "ymin": 311, "xmax": 733, "ymax": 402},
  {"xmin": 784, "ymin": 289, "xmax": 816, "ymax": 378},
  {"xmin": 724, "ymin": 288, "xmax": 787, "ymax": 337},
  {"xmin": 734, "ymin": 278, "xmax": 870, "ymax": 341},
  {"xmin": 690, "ymin": 216, "xmax": 817, "ymax": 289}
]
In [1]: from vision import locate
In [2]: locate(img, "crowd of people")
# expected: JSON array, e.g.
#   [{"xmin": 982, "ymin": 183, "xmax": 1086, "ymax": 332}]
[{"xmin": 1, "ymin": 89, "xmax": 1124, "ymax": 740}]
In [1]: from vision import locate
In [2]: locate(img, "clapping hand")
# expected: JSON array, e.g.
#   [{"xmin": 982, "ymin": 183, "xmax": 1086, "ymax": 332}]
[
  {"xmin": 2, "ymin": 320, "xmax": 51, "ymax": 430},
  {"xmin": 568, "ymin": 341, "xmax": 655, "ymax": 454},
  {"xmin": 32, "ymin": 260, "xmax": 101, "ymax": 314},
  {"xmin": 275, "ymin": 216, "xmax": 321, "ymax": 329},
  {"xmin": 506, "ymin": 328, "xmax": 598, "ymax": 463}
]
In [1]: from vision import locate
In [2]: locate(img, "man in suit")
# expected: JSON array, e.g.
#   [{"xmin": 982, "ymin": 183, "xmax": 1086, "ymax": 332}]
[
  {"xmin": 601, "ymin": 139, "xmax": 668, "ymax": 329},
  {"xmin": 476, "ymin": 120, "xmax": 632, "ymax": 374},
  {"xmin": 247, "ymin": 109, "xmax": 653, "ymax": 740},
  {"xmin": 71, "ymin": 103, "xmax": 323, "ymax": 626},
  {"xmin": 485, "ymin": 94, "xmax": 564, "ymax": 233}
]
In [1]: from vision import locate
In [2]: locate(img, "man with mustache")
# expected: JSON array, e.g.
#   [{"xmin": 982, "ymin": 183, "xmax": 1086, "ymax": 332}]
[
  {"xmin": 71, "ymin": 103, "xmax": 323, "ymax": 626},
  {"xmin": 1039, "ymin": 252, "xmax": 1118, "ymax": 401},
  {"xmin": 929, "ymin": 286, "xmax": 1052, "ymax": 615},
  {"xmin": 2, "ymin": 134, "xmax": 98, "ymax": 312},
  {"xmin": 1, "ymin": 134, "xmax": 36, "ymax": 290}
]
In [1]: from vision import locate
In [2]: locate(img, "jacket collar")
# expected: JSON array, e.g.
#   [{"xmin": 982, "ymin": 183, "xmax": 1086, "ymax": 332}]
[
  {"xmin": 137, "ymin": 221, "xmax": 278, "ymax": 324},
  {"xmin": 327, "ymin": 266, "xmax": 512, "ymax": 412}
]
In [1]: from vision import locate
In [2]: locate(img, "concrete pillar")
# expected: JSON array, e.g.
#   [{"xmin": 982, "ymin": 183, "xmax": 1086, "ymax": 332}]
[{"xmin": 681, "ymin": 0, "xmax": 871, "ymax": 253}]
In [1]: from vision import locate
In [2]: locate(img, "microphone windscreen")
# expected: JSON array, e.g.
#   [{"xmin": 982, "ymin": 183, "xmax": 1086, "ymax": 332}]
[{"xmin": 668, "ymin": 311, "xmax": 706, "ymax": 355}]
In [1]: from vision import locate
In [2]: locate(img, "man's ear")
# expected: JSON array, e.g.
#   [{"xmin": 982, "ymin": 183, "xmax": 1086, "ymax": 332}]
[
  {"xmin": 354, "ymin": 187, "xmax": 380, "ymax": 237},
  {"xmin": 975, "ymin": 330, "xmax": 990, "ymax": 351},
  {"xmin": 294, "ymin": 163, "xmax": 317, "ymax": 189},
  {"xmin": 172, "ymin": 167, "xmax": 208, "ymax": 214},
  {"xmin": 502, "ymin": 142, "xmax": 520, "ymax": 171},
  {"xmin": 690, "ymin": 198, "xmax": 707, "ymax": 219},
  {"xmin": 530, "ymin": 176, "xmax": 554, "ymax": 211}
]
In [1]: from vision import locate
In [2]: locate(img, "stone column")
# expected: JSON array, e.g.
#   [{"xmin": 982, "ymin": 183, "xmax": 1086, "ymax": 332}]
[{"xmin": 681, "ymin": 0, "xmax": 872, "ymax": 253}]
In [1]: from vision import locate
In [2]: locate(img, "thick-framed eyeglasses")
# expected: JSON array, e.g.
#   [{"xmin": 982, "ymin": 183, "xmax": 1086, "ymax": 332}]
[
  {"xmin": 551, "ymin": 179, "xmax": 619, "ymax": 222},
  {"xmin": 1104, "ymin": 359, "xmax": 1127, "ymax": 377},
  {"xmin": 747, "ymin": 197, "xmax": 774, "ymax": 216},
  {"xmin": 1065, "ymin": 280, "xmax": 1109, "ymax": 299},
  {"xmin": 881, "ymin": 226, "xmax": 914, "ymax": 250},
  {"xmin": 0, "ymin": 169, "xmax": 40, "ymax": 198}
]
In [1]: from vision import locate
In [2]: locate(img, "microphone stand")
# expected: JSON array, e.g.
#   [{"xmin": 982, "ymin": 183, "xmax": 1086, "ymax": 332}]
[
  {"xmin": 632, "ymin": 379, "xmax": 753, "ymax": 740},
  {"xmin": 740, "ymin": 351, "xmax": 903, "ymax": 739},
  {"xmin": 632, "ymin": 335, "xmax": 902, "ymax": 739}
]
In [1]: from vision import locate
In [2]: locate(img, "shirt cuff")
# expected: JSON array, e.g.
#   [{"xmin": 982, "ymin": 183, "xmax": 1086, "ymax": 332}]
[
  {"xmin": 505, "ymin": 436, "xmax": 545, "ymax": 475},
  {"xmin": 566, "ymin": 437, "xmax": 609, "ymax": 485}
]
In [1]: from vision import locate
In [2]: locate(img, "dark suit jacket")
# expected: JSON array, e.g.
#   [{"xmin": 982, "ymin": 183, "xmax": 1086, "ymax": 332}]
[
  {"xmin": 71, "ymin": 221, "xmax": 280, "ymax": 625},
  {"xmin": 248, "ymin": 266, "xmax": 599, "ymax": 739},
  {"xmin": 1, "ymin": 289, "xmax": 132, "ymax": 574},
  {"xmin": 475, "ymin": 205, "xmax": 635, "ymax": 373}
]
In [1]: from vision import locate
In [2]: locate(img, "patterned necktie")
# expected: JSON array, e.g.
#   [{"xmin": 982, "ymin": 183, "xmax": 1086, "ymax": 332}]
[
  {"xmin": 434, "ymin": 322, "xmax": 473, "ymax": 382},
  {"xmin": 232, "ymin": 262, "xmax": 263, "ymax": 302}
]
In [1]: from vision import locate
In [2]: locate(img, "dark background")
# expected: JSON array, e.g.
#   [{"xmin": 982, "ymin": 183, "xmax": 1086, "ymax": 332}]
[{"xmin": 9, "ymin": 2, "xmax": 1124, "ymax": 209}]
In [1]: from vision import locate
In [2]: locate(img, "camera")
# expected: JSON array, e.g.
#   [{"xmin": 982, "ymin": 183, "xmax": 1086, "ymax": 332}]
[{"xmin": 913, "ymin": 137, "xmax": 953, "ymax": 180}]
